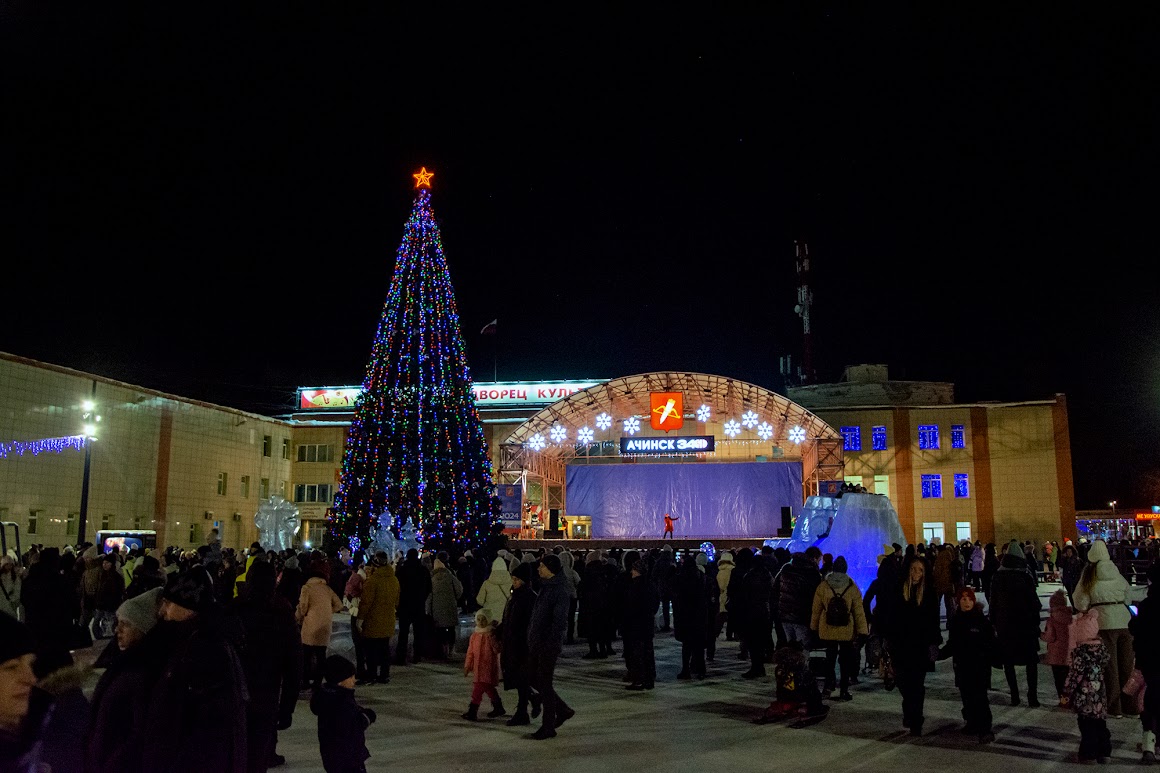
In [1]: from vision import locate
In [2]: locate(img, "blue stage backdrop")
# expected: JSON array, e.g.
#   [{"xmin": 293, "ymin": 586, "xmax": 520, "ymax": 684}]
[{"xmin": 566, "ymin": 462, "xmax": 803, "ymax": 539}]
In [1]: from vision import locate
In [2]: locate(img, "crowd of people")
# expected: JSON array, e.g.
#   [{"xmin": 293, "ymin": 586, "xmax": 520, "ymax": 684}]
[{"xmin": 0, "ymin": 530, "xmax": 1157, "ymax": 771}]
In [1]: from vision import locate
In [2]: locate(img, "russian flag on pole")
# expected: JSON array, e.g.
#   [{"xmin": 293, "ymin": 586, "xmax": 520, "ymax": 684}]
[{"xmin": 480, "ymin": 319, "xmax": 497, "ymax": 335}]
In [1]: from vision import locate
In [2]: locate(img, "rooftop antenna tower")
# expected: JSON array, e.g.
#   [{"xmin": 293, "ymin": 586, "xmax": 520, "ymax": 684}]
[{"xmin": 793, "ymin": 240, "xmax": 815, "ymax": 385}]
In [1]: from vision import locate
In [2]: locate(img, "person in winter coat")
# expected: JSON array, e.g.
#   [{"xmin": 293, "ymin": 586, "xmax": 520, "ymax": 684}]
[
  {"xmin": 880, "ymin": 556, "xmax": 942, "ymax": 736},
  {"xmin": 233, "ymin": 560, "xmax": 300, "ymax": 773},
  {"xmin": 344, "ymin": 556, "xmax": 367, "ymax": 682},
  {"xmin": 981, "ymin": 543, "xmax": 1000, "ymax": 599},
  {"xmin": 297, "ymin": 561, "xmax": 344, "ymax": 690},
  {"xmin": 623, "ymin": 559, "xmax": 661, "ymax": 690},
  {"xmin": 94, "ymin": 554, "xmax": 126, "ymax": 639},
  {"xmin": 740, "ymin": 549, "xmax": 774, "ymax": 678},
  {"xmin": 938, "ymin": 587, "xmax": 996, "ymax": 743},
  {"xmin": 1128, "ymin": 562, "xmax": 1160, "ymax": 765},
  {"xmin": 1042, "ymin": 588, "xmax": 1077, "ymax": 707},
  {"xmin": 430, "ymin": 554, "xmax": 464, "ymax": 660},
  {"xmin": 809, "ymin": 556, "xmax": 868, "ymax": 701},
  {"xmin": 19, "ymin": 548, "xmax": 76, "ymax": 664},
  {"xmin": 672, "ymin": 554, "xmax": 710, "ymax": 680},
  {"xmin": 500, "ymin": 563, "xmax": 539, "ymax": 726},
  {"xmin": 1064, "ymin": 608, "xmax": 1111, "ymax": 763},
  {"xmin": 1072, "ymin": 538, "xmax": 1148, "ymax": 717},
  {"xmin": 556, "ymin": 550, "xmax": 581, "ymax": 644},
  {"xmin": 579, "ymin": 550, "xmax": 614, "ymax": 659},
  {"xmin": 988, "ymin": 540, "xmax": 1043, "ymax": 707},
  {"xmin": 394, "ymin": 548, "xmax": 432, "ymax": 665},
  {"xmin": 356, "ymin": 554, "xmax": 400, "ymax": 684},
  {"xmin": 476, "ymin": 556, "xmax": 512, "ymax": 625},
  {"xmin": 931, "ymin": 545, "xmax": 960, "ymax": 622},
  {"xmin": 772, "ymin": 551, "xmax": 823, "ymax": 647},
  {"xmin": 968, "ymin": 543, "xmax": 985, "ymax": 589},
  {"xmin": 716, "ymin": 551, "xmax": 734, "ymax": 641},
  {"xmin": 311, "ymin": 655, "xmax": 376, "ymax": 773},
  {"xmin": 462, "ymin": 610, "xmax": 505, "ymax": 721},
  {"xmin": 1058, "ymin": 543, "xmax": 1084, "ymax": 605},
  {"xmin": 142, "ymin": 570, "xmax": 249, "ymax": 772},
  {"xmin": 0, "ymin": 553, "xmax": 24, "ymax": 622},
  {"xmin": 84, "ymin": 587, "xmax": 164, "ymax": 773},
  {"xmin": 456, "ymin": 555, "xmax": 477, "ymax": 615},
  {"xmin": 526, "ymin": 555, "xmax": 575, "ymax": 739}
]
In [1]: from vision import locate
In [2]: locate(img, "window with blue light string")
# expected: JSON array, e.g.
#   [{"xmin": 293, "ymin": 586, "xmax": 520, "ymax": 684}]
[
  {"xmin": 841, "ymin": 426, "xmax": 861, "ymax": 451},
  {"xmin": 951, "ymin": 424, "xmax": 965, "ymax": 449},
  {"xmin": 954, "ymin": 473, "xmax": 969, "ymax": 498},
  {"xmin": 918, "ymin": 424, "xmax": 939, "ymax": 450},
  {"xmin": 872, "ymin": 425, "xmax": 887, "ymax": 451},
  {"xmin": 921, "ymin": 474, "xmax": 942, "ymax": 498}
]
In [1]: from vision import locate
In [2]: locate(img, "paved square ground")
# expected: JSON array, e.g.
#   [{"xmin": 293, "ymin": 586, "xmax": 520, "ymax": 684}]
[{"xmin": 260, "ymin": 582, "xmax": 1147, "ymax": 773}]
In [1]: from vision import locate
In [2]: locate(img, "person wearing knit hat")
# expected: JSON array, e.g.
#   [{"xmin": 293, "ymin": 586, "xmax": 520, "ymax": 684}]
[
  {"xmin": 115, "ymin": 587, "xmax": 162, "ymax": 651},
  {"xmin": 502, "ymin": 559, "xmax": 539, "ymax": 726},
  {"xmin": 161, "ymin": 569, "xmax": 215, "ymax": 620},
  {"xmin": 0, "ymin": 613, "xmax": 38, "ymax": 760},
  {"xmin": 311, "ymin": 654, "xmax": 377, "ymax": 772}
]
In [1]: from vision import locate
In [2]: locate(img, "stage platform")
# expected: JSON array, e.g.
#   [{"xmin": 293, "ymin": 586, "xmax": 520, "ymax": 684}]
[{"xmin": 504, "ymin": 536, "xmax": 787, "ymax": 553}]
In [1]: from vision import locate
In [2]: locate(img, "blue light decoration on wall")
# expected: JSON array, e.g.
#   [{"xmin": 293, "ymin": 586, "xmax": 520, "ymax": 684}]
[
  {"xmin": 918, "ymin": 424, "xmax": 940, "ymax": 450},
  {"xmin": 841, "ymin": 426, "xmax": 861, "ymax": 451},
  {"xmin": 872, "ymin": 425, "xmax": 887, "ymax": 451},
  {"xmin": 921, "ymin": 473, "xmax": 943, "ymax": 499},
  {"xmin": 954, "ymin": 473, "xmax": 969, "ymax": 498},
  {"xmin": 0, "ymin": 435, "xmax": 86, "ymax": 460},
  {"xmin": 329, "ymin": 171, "xmax": 501, "ymax": 554},
  {"xmin": 951, "ymin": 424, "xmax": 965, "ymax": 449}
]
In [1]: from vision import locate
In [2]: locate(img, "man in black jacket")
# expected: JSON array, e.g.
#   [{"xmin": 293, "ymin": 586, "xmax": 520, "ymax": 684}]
[
  {"xmin": 772, "ymin": 549, "xmax": 823, "ymax": 648},
  {"xmin": 394, "ymin": 549, "xmax": 432, "ymax": 665},
  {"xmin": 234, "ymin": 560, "xmax": 300, "ymax": 772},
  {"xmin": 526, "ymin": 555, "xmax": 574, "ymax": 740}
]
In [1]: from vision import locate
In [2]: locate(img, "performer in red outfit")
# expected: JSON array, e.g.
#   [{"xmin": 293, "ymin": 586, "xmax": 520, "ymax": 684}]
[{"xmin": 662, "ymin": 513, "xmax": 679, "ymax": 538}]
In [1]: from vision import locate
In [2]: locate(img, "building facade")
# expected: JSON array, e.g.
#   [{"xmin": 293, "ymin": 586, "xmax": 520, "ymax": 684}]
[
  {"xmin": 789, "ymin": 364, "xmax": 1076, "ymax": 547},
  {"xmin": 0, "ymin": 352, "xmax": 293, "ymax": 552}
]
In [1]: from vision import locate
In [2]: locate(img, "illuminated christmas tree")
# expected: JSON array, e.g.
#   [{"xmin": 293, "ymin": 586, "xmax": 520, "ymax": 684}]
[{"xmin": 329, "ymin": 167, "xmax": 501, "ymax": 554}]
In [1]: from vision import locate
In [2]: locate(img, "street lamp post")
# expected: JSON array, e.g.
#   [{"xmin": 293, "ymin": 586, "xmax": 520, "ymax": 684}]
[
  {"xmin": 77, "ymin": 384, "xmax": 100, "ymax": 545},
  {"xmin": 1108, "ymin": 500, "xmax": 1119, "ymax": 539}
]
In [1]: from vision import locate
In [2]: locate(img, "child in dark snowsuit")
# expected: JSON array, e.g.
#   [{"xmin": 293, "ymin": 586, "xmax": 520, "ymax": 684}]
[
  {"xmin": 938, "ymin": 587, "xmax": 995, "ymax": 743},
  {"xmin": 310, "ymin": 655, "xmax": 377, "ymax": 773},
  {"xmin": 754, "ymin": 641, "xmax": 828, "ymax": 724}
]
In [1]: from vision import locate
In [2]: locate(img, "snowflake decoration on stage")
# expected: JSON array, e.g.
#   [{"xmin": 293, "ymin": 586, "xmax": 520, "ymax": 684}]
[
  {"xmin": 526, "ymin": 433, "xmax": 546, "ymax": 451},
  {"xmin": 550, "ymin": 423, "xmax": 568, "ymax": 443},
  {"xmin": 595, "ymin": 412, "xmax": 612, "ymax": 430},
  {"xmin": 577, "ymin": 426, "xmax": 594, "ymax": 444},
  {"xmin": 723, "ymin": 419, "xmax": 741, "ymax": 438},
  {"xmin": 741, "ymin": 410, "xmax": 759, "ymax": 428},
  {"xmin": 696, "ymin": 404, "xmax": 711, "ymax": 422},
  {"xmin": 623, "ymin": 417, "xmax": 640, "ymax": 435},
  {"xmin": 788, "ymin": 425, "xmax": 806, "ymax": 444},
  {"xmin": 757, "ymin": 421, "xmax": 774, "ymax": 441}
]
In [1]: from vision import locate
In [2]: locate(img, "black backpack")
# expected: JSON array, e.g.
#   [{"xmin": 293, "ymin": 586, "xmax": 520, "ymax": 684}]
[{"xmin": 825, "ymin": 583, "xmax": 850, "ymax": 627}]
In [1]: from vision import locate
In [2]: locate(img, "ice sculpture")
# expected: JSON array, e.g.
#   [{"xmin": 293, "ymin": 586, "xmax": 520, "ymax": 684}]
[
  {"xmin": 254, "ymin": 496, "xmax": 300, "ymax": 553},
  {"xmin": 369, "ymin": 513, "xmax": 422, "ymax": 561},
  {"xmin": 765, "ymin": 492, "xmax": 906, "ymax": 593}
]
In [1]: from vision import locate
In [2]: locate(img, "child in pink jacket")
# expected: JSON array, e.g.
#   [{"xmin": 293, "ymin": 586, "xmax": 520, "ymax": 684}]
[
  {"xmin": 462, "ymin": 610, "xmax": 505, "ymax": 721},
  {"xmin": 1041, "ymin": 589, "xmax": 1076, "ymax": 707}
]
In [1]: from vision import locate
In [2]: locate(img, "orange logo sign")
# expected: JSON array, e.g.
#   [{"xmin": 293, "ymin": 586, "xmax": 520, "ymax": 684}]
[{"xmin": 650, "ymin": 392, "xmax": 684, "ymax": 431}]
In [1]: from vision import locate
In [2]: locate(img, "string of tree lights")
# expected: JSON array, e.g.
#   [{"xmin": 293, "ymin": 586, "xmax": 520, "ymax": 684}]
[{"xmin": 328, "ymin": 168, "xmax": 502, "ymax": 554}]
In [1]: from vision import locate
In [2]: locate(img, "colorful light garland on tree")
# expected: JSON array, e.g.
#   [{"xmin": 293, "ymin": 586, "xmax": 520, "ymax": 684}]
[{"xmin": 329, "ymin": 172, "xmax": 501, "ymax": 554}]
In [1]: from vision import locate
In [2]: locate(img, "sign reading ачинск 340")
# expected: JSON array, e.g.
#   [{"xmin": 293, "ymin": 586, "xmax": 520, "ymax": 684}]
[{"xmin": 620, "ymin": 436, "xmax": 715, "ymax": 455}]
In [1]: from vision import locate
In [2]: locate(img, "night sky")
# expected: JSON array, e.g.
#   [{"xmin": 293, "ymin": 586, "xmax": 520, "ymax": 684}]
[{"xmin": 1, "ymin": 6, "xmax": 1156, "ymax": 510}]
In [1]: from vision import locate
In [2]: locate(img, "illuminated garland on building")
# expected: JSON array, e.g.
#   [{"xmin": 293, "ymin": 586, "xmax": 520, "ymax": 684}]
[
  {"xmin": 0, "ymin": 435, "xmax": 86, "ymax": 460},
  {"xmin": 329, "ymin": 174, "xmax": 501, "ymax": 554}
]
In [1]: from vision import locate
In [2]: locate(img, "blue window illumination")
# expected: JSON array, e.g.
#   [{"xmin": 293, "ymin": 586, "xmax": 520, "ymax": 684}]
[
  {"xmin": 952, "ymin": 425, "xmax": 965, "ymax": 449},
  {"xmin": 921, "ymin": 474, "xmax": 943, "ymax": 499},
  {"xmin": 841, "ymin": 426, "xmax": 861, "ymax": 451},
  {"xmin": 954, "ymin": 473, "xmax": 969, "ymax": 498},
  {"xmin": 872, "ymin": 425, "xmax": 887, "ymax": 451},
  {"xmin": 918, "ymin": 424, "xmax": 940, "ymax": 450}
]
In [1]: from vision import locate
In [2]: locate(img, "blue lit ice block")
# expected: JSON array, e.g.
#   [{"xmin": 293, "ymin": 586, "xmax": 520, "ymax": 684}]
[{"xmin": 765, "ymin": 492, "xmax": 906, "ymax": 594}]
